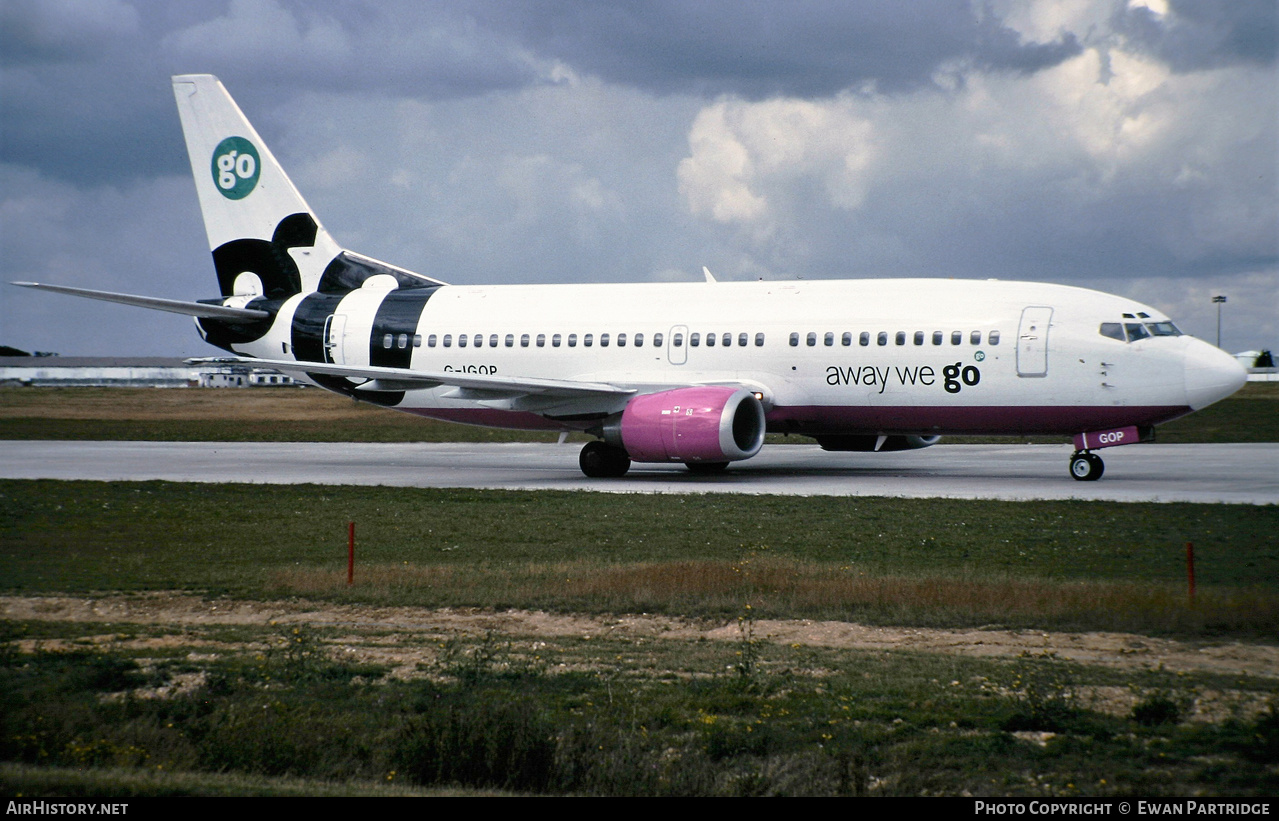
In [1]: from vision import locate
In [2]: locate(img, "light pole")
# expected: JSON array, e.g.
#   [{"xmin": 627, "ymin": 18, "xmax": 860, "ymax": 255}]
[{"xmin": 1212, "ymin": 295, "xmax": 1227, "ymax": 349}]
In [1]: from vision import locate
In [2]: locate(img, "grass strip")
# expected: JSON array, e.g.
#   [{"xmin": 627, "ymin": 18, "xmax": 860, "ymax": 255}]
[{"xmin": 4, "ymin": 480, "xmax": 1275, "ymax": 635}]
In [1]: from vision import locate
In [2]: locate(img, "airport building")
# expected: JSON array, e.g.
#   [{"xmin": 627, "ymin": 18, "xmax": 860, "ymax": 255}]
[{"xmin": 0, "ymin": 357, "xmax": 295, "ymax": 388}]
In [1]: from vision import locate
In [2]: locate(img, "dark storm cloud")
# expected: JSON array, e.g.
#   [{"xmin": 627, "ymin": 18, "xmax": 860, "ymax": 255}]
[
  {"xmin": 472, "ymin": 0, "xmax": 1082, "ymax": 98},
  {"xmin": 0, "ymin": 1, "xmax": 539, "ymax": 185},
  {"xmin": 1116, "ymin": 0, "xmax": 1278, "ymax": 71}
]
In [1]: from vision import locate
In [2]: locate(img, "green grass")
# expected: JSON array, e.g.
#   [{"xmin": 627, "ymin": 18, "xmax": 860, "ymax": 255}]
[
  {"xmin": 3, "ymin": 477, "xmax": 1277, "ymax": 795},
  {"xmin": 3, "ymin": 480, "xmax": 1276, "ymax": 634},
  {"xmin": 2, "ymin": 620, "xmax": 1276, "ymax": 796}
]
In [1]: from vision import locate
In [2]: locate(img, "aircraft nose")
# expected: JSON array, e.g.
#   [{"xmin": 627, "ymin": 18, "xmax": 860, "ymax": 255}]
[{"xmin": 1184, "ymin": 338, "xmax": 1247, "ymax": 410}]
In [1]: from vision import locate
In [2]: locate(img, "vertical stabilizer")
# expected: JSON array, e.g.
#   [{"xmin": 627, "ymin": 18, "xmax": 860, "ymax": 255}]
[{"xmin": 172, "ymin": 74, "xmax": 342, "ymax": 298}]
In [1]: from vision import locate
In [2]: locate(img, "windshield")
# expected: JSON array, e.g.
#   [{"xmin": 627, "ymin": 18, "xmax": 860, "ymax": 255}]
[{"xmin": 1099, "ymin": 320, "xmax": 1183, "ymax": 342}]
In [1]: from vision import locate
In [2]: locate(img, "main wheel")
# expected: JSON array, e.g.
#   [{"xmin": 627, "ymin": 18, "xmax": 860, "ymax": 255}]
[
  {"xmin": 685, "ymin": 461, "xmax": 729, "ymax": 474},
  {"xmin": 579, "ymin": 441, "xmax": 631, "ymax": 478},
  {"xmin": 1069, "ymin": 452, "xmax": 1104, "ymax": 481}
]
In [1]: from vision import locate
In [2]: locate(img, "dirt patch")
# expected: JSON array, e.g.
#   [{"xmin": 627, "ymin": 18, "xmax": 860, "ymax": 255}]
[{"xmin": 5, "ymin": 592, "xmax": 1277, "ymax": 681}]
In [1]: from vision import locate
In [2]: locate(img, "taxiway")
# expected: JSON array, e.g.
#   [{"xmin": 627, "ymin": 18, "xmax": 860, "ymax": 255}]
[{"xmin": 2, "ymin": 441, "xmax": 1275, "ymax": 504}]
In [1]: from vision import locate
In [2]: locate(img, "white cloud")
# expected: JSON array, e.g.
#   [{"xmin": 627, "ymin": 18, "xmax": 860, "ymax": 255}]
[{"xmin": 674, "ymin": 19, "xmax": 1275, "ymax": 289}]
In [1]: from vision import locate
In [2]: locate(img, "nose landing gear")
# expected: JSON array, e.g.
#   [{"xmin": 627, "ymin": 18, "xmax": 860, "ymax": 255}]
[{"xmin": 1069, "ymin": 451, "xmax": 1105, "ymax": 481}]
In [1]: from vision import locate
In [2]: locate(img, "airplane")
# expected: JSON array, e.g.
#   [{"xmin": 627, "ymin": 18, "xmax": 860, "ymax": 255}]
[{"xmin": 14, "ymin": 74, "xmax": 1248, "ymax": 481}]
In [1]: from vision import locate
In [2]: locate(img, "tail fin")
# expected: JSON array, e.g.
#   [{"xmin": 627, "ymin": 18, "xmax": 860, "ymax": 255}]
[{"xmin": 172, "ymin": 74, "xmax": 342, "ymax": 299}]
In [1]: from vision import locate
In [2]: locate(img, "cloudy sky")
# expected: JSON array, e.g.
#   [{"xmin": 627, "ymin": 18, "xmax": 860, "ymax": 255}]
[{"xmin": 1, "ymin": 0, "xmax": 1275, "ymax": 356}]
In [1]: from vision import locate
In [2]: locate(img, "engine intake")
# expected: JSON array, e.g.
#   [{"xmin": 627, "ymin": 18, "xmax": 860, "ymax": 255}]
[{"xmin": 603, "ymin": 386, "xmax": 766, "ymax": 464}]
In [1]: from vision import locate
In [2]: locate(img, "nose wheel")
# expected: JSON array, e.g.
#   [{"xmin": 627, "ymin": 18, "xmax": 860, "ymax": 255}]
[{"xmin": 1069, "ymin": 451, "xmax": 1104, "ymax": 481}]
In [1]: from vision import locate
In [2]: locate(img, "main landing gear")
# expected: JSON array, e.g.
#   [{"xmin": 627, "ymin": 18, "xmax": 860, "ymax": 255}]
[
  {"xmin": 579, "ymin": 441, "xmax": 631, "ymax": 478},
  {"xmin": 578, "ymin": 443, "xmax": 733, "ymax": 478},
  {"xmin": 1069, "ymin": 451, "xmax": 1105, "ymax": 482}
]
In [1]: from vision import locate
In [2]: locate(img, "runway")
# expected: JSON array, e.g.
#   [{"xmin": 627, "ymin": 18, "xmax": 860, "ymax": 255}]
[{"xmin": 2, "ymin": 441, "xmax": 1275, "ymax": 503}]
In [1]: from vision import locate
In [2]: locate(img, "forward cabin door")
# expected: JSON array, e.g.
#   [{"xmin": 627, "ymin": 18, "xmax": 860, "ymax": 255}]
[
  {"xmin": 1016, "ymin": 306, "xmax": 1053, "ymax": 377},
  {"xmin": 667, "ymin": 324, "xmax": 688, "ymax": 365}
]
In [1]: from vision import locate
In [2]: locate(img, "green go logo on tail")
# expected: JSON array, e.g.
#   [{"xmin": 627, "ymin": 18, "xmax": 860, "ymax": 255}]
[{"xmin": 211, "ymin": 136, "xmax": 260, "ymax": 199}]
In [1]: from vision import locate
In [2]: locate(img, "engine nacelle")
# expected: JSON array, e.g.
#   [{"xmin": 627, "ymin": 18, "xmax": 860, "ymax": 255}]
[
  {"xmin": 603, "ymin": 386, "xmax": 766, "ymax": 464},
  {"xmin": 815, "ymin": 434, "xmax": 941, "ymax": 452}
]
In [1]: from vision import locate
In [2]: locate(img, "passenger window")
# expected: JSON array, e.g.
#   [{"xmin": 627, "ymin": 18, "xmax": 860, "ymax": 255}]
[
  {"xmin": 860, "ymin": 332, "xmax": 870, "ymax": 346},
  {"xmin": 443, "ymin": 334, "xmax": 452, "ymax": 348},
  {"xmin": 705, "ymin": 333, "xmax": 715, "ymax": 347},
  {"xmin": 1125, "ymin": 323, "xmax": 1151, "ymax": 342},
  {"xmin": 823, "ymin": 332, "xmax": 833, "ymax": 346},
  {"xmin": 932, "ymin": 331, "xmax": 943, "ymax": 345},
  {"xmin": 601, "ymin": 333, "xmax": 609, "ymax": 347},
  {"xmin": 755, "ymin": 333, "xmax": 765, "ymax": 347},
  {"xmin": 414, "ymin": 335, "xmax": 422, "ymax": 348},
  {"xmin": 913, "ymin": 331, "xmax": 924, "ymax": 346},
  {"xmin": 989, "ymin": 330, "xmax": 1000, "ymax": 345},
  {"xmin": 489, "ymin": 334, "xmax": 499, "ymax": 347},
  {"xmin": 568, "ymin": 333, "xmax": 578, "ymax": 347},
  {"xmin": 474, "ymin": 334, "xmax": 483, "ymax": 348},
  {"xmin": 551, "ymin": 334, "xmax": 560, "ymax": 347},
  {"xmin": 951, "ymin": 331, "xmax": 962, "ymax": 345},
  {"xmin": 673, "ymin": 333, "xmax": 683, "ymax": 347},
  {"xmin": 690, "ymin": 332, "xmax": 700, "ymax": 347},
  {"xmin": 458, "ymin": 334, "xmax": 467, "ymax": 348},
  {"xmin": 970, "ymin": 331, "xmax": 981, "ymax": 345},
  {"xmin": 398, "ymin": 334, "xmax": 409, "ymax": 349},
  {"xmin": 807, "ymin": 332, "xmax": 817, "ymax": 346},
  {"xmin": 584, "ymin": 333, "xmax": 593, "ymax": 347},
  {"xmin": 618, "ymin": 333, "xmax": 627, "ymax": 347},
  {"xmin": 653, "ymin": 332, "xmax": 663, "ymax": 346},
  {"xmin": 841, "ymin": 332, "xmax": 852, "ymax": 346},
  {"xmin": 635, "ymin": 332, "xmax": 644, "ymax": 347},
  {"xmin": 521, "ymin": 334, "xmax": 530, "ymax": 347},
  {"xmin": 383, "ymin": 334, "xmax": 393, "ymax": 349},
  {"xmin": 877, "ymin": 332, "xmax": 888, "ymax": 346},
  {"xmin": 504, "ymin": 334, "xmax": 513, "ymax": 347},
  {"xmin": 428, "ymin": 334, "xmax": 437, "ymax": 347},
  {"xmin": 790, "ymin": 332, "xmax": 799, "ymax": 347},
  {"xmin": 738, "ymin": 333, "xmax": 747, "ymax": 347},
  {"xmin": 895, "ymin": 331, "xmax": 906, "ymax": 346}
]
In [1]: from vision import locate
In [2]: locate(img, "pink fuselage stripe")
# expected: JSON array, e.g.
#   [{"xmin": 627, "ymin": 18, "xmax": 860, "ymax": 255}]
[{"xmin": 402, "ymin": 403, "xmax": 1192, "ymax": 436}]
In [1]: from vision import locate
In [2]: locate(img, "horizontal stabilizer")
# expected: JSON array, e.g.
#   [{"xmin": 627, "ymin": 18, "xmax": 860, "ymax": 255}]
[{"xmin": 11, "ymin": 282, "xmax": 269, "ymax": 321}]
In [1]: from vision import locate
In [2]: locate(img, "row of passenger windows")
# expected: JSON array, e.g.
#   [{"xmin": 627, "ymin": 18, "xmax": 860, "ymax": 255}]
[
  {"xmin": 790, "ymin": 330, "xmax": 1000, "ymax": 347},
  {"xmin": 381, "ymin": 329, "xmax": 1001, "ymax": 351},
  {"xmin": 420, "ymin": 331, "xmax": 767, "ymax": 349}
]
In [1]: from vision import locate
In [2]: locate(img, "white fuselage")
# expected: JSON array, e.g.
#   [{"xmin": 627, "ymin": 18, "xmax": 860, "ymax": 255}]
[{"xmin": 222, "ymin": 277, "xmax": 1239, "ymax": 438}]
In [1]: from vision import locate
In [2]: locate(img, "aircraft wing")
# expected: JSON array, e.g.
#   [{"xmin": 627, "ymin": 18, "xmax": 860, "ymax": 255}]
[{"xmin": 230, "ymin": 357, "xmax": 636, "ymax": 399}]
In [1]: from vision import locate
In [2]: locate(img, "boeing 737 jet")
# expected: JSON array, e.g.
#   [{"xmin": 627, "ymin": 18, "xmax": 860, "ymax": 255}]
[{"xmin": 15, "ymin": 75, "xmax": 1248, "ymax": 480}]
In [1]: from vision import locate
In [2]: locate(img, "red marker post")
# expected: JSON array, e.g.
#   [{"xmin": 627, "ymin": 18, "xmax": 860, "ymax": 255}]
[
  {"xmin": 348, "ymin": 521, "xmax": 356, "ymax": 586},
  {"xmin": 1186, "ymin": 542, "xmax": 1195, "ymax": 605}
]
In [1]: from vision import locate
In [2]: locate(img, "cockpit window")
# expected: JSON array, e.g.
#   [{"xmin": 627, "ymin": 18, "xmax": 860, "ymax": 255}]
[
  {"xmin": 1146, "ymin": 321, "xmax": 1181, "ymax": 336},
  {"xmin": 1124, "ymin": 323, "xmax": 1151, "ymax": 342},
  {"xmin": 1102, "ymin": 319, "xmax": 1182, "ymax": 342}
]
